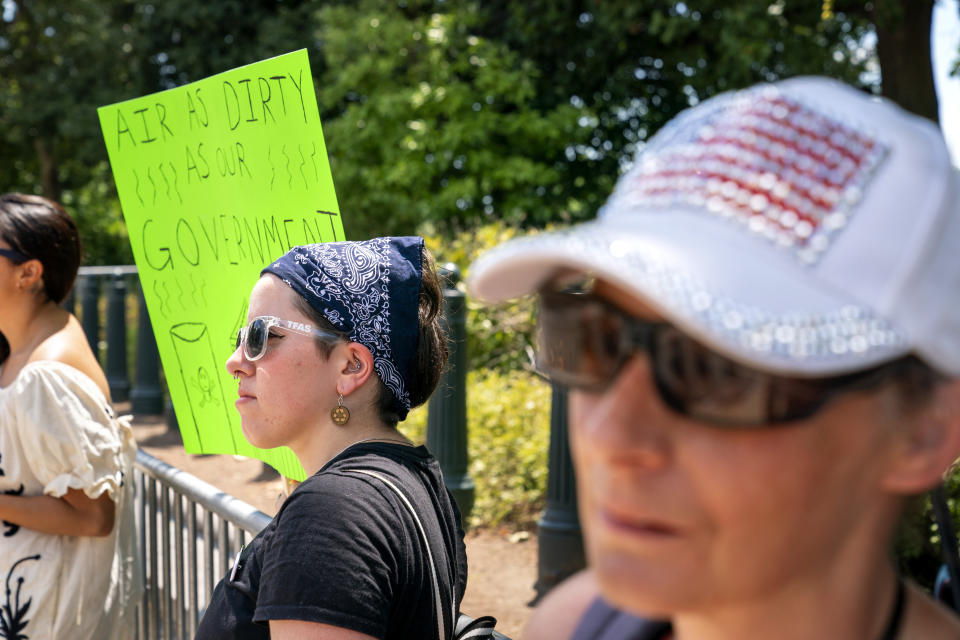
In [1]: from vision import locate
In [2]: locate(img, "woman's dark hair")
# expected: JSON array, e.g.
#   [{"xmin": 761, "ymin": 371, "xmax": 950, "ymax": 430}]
[
  {"xmin": 889, "ymin": 355, "xmax": 947, "ymax": 409},
  {"xmin": 292, "ymin": 246, "xmax": 449, "ymax": 427},
  {"xmin": 0, "ymin": 193, "xmax": 82, "ymax": 304}
]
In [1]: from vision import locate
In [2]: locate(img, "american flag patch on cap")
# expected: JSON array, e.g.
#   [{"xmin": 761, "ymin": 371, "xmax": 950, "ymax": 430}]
[{"xmin": 605, "ymin": 84, "xmax": 889, "ymax": 264}]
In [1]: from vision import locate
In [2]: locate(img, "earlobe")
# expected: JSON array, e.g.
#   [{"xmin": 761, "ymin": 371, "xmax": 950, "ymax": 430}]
[{"xmin": 882, "ymin": 379, "xmax": 960, "ymax": 494}]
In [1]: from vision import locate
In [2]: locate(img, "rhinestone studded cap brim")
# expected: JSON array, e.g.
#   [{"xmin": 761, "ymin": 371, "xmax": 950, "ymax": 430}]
[{"xmin": 468, "ymin": 222, "xmax": 909, "ymax": 376}]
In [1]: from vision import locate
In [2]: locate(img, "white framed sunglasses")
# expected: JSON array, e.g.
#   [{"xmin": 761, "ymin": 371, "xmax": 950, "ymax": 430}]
[{"xmin": 235, "ymin": 315, "xmax": 341, "ymax": 361}]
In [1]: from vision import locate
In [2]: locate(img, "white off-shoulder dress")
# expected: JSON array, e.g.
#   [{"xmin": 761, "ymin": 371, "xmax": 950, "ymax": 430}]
[{"xmin": 0, "ymin": 360, "xmax": 141, "ymax": 640}]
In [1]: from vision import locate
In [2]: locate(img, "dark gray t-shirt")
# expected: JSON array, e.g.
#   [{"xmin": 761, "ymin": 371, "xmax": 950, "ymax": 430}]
[
  {"xmin": 572, "ymin": 598, "xmax": 671, "ymax": 640},
  {"xmin": 195, "ymin": 443, "xmax": 468, "ymax": 640}
]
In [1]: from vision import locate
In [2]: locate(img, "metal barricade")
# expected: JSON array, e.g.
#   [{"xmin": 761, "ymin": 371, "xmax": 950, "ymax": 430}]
[{"xmin": 132, "ymin": 449, "xmax": 271, "ymax": 639}]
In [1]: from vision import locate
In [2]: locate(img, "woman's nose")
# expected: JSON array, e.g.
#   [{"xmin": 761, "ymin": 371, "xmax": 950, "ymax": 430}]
[
  {"xmin": 570, "ymin": 354, "xmax": 674, "ymax": 470},
  {"xmin": 226, "ymin": 342, "xmax": 249, "ymax": 378}
]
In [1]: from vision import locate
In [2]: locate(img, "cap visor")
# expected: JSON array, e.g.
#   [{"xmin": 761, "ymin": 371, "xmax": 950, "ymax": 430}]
[{"xmin": 468, "ymin": 212, "xmax": 908, "ymax": 377}]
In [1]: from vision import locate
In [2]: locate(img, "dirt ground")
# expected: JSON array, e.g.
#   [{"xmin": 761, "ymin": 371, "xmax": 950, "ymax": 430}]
[{"xmin": 129, "ymin": 413, "xmax": 538, "ymax": 638}]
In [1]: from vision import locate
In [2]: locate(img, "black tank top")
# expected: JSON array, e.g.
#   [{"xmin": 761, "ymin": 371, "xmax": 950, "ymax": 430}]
[{"xmin": 571, "ymin": 598, "xmax": 672, "ymax": 640}]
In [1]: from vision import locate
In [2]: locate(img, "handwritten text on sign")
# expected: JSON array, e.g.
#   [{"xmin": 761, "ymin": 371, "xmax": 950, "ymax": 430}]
[{"xmin": 99, "ymin": 50, "xmax": 343, "ymax": 479}]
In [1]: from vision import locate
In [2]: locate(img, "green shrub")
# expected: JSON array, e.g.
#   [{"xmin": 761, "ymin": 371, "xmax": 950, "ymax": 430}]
[
  {"xmin": 422, "ymin": 220, "xmax": 562, "ymax": 373},
  {"xmin": 895, "ymin": 468, "xmax": 960, "ymax": 590},
  {"xmin": 402, "ymin": 367, "xmax": 552, "ymax": 530}
]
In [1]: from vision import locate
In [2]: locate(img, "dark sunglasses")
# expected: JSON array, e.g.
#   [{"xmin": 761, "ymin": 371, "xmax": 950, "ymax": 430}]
[
  {"xmin": 536, "ymin": 290, "xmax": 909, "ymax": 426},
  {"xmin": 235, "ymin": 315, "xmax": 341, "ymax": 361},
  {"xmin": 0, "ymin": 247, "xmax": 30, "ymax": 263}
]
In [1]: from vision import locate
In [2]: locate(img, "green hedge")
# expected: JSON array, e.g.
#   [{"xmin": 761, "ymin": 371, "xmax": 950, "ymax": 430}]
[
  {"xmin": 895, "ymin": 470, "xmax": 960, "ymax": 590},
  {"xmin": 422, "ymin": 221, "xmax": 555, "ymax": 374},
  {"xmin": 402, "ymin": 368, "xmax": 552, "ymax": 530}
]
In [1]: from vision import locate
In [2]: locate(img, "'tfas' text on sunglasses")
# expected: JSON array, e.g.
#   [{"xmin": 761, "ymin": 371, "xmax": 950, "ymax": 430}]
[{"xmin": 235, "ymin": 316, "xmax": 341, "ymax": 362}]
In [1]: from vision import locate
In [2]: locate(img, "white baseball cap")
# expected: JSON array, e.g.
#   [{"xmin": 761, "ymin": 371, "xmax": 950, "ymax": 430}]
[{"xmin": 467, "ymin": 77, "xmax": 960, "ymax": 377}]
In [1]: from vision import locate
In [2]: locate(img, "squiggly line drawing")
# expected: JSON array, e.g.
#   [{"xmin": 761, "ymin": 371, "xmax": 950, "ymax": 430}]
[
  {"xmin": 155, "ymin": 280, "xmax": 170, "ymax": 318},
  {"xmin": 147, "ymin": 166, "xmax": 158, "ymax": 204},
  {"xmin": 175, "ymin": 279, "xmax": 185, "ymax": 311},
  {"xmin": 158, "ymin": 162, "xmax": 171, "ymax": 200},
  {"xmin": 169, "ymin": 161, "xmax": 183, "ymax": 204},
  {"xmin": 268, "ymin": 147, "xmax": 276, "ymax": 190},
  {"xmin": 311, "ymin": 142, "xmax": 319, "ymax": 180},
  {"xmin": 298, "ymin": 144, "xmax": 308, "ymax": 188},
  {"xmin": 200, "ymin": 278, "xmax": 209, "ymax": 305},
  {"xmin": 152, "ymin": 281, "xmax": 163, "ymax": 317},
  {"xmin": 189, "ymin": 273, "xmax": 199, "ymax": 307},
  {"xmin": 133, "ymin": 169, "xmax": 144, "ymax": 205},
  {"xmin": 282, "ymin": 145, "xmax": 292, "ymax": 188},
  {"xmin": 190, "ymin": 273, "xmax": 200, "ymax": 307}
]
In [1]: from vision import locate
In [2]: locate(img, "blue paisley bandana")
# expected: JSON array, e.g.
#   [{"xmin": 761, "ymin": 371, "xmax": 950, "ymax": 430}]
[{"xmin": 262, "ymin": 237, "xmax": 424, "ymax": 419}]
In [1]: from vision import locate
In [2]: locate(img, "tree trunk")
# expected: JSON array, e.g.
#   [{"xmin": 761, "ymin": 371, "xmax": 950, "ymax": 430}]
[
  {"xmin": 873, "ymin": 0, "xmax": 939, "ymax": 123},
  {"xmin": 33, "ymin": 137, "xmax": 61, "ymax": 202}
]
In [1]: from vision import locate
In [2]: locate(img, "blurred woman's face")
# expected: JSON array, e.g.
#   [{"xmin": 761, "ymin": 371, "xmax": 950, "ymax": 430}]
[
  {"xmin": 226, "ymin": 275, "xmax": 339, "ymax": 453},
  {"xmin": 567, "ymin": 280, "xmax": 905, "ymax": 616}
]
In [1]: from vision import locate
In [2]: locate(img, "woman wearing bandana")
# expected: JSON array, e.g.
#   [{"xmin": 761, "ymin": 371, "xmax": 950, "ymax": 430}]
[
  {"xmin": 468, "ymin": 78, "xmax": 960, "ymax": 639},
  {"xmin": 0, "ymin": 193, "xmax": 140, "ymax": 640},
  {"xmin": 196, "ymin": 237, "xmax": 468, "ymax": 640}
]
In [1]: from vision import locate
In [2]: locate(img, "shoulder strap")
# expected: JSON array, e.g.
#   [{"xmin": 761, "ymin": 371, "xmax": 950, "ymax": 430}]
[
  {"xmin": 344, "ymin": 468, "xmax": 499, "ymax": 640},
  {"xmin": 344, "ymin": 467, "xmax": 451, "ymax": 640}
]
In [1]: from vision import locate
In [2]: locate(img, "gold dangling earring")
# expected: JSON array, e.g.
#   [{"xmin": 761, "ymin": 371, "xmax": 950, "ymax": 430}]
[{"xmin": 331, "ymin": 393, "xmax": 350, "ymax": 426}]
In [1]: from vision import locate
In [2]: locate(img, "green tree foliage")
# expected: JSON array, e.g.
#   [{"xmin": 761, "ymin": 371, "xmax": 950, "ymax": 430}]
[
  {"xmin": 0, "ymin": 0, "xmax": 151, "ymax": 262},
  {"xmin": 3, "ymin": 0, "xmax": 917, "ymax": 259},
  {"xmin": 0, "ymin": 1, "xmax": 136, "ymax": 199},
  {"xmin": 475, "ymin": 0, "xmax": 878, "ymax": 226},
  {"xmin": 423, "ymin": 222, "xmax": 543, "ymax": 372},
  {"xmin": 314, "ymin": 1, "xmax": 588, "ymax": 238},
  {"xmin": 0, "ymin": 0, "xmax": 318, "ymax": 263},
  {"xmin": 130, "ymin": 0, "xmax": 320, "ymax": 89}
]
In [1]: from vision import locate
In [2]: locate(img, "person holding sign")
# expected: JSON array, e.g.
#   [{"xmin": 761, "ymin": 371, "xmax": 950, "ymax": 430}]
[
  {"xmin": 0, "ymin": 193, "xmax": 141, "ymax": 640},
  {"xmin": 197, "ymin": 237, "xmax": 470, "ymax": 640},
  {"xmin": 467, "ymin": 77, "xmax": 960, "ymax": 639}
]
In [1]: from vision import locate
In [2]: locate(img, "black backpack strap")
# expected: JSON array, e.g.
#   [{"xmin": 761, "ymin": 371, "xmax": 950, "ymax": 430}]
[{"xmin": 454, "ymin": 613, "xmax": 500, "ymax": 639}]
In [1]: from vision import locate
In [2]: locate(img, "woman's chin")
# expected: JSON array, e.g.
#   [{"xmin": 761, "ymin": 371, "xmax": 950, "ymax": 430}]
[
  {"xmin": 239, "ymin": 420, "xmax": 273, "ymax": 450},
  {"xmin": 591, "ymin": 552, "xmax": 706, "ymax": 618}
]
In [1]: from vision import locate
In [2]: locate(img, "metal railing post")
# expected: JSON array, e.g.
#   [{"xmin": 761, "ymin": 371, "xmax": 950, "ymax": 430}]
[
  {"xmin": 426, "ymin": 263, "xmax": 475, "ymax": 521},
  {"xmin": 533, "ymin": 384, "xmax": 585, "ymax": 601},
  {"xmin": 131, "ymin": 284, "xmax": 165, "ymax": 415},
  {"xmin": 106, "ymin": 272, "xmax": 130, "ymax": 401},
  {"xmin": 133, "ymin": 450, "xmax": 271, "ymax": 638},
  {"xmin": 80, "ymin": 275, "xmax": 100, "ymax": 355}
]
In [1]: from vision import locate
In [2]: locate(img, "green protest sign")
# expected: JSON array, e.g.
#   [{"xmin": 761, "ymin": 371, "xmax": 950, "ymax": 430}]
[{"xmin": 98, "ymin": 50, "xmax": 342, "ymax": 480}]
